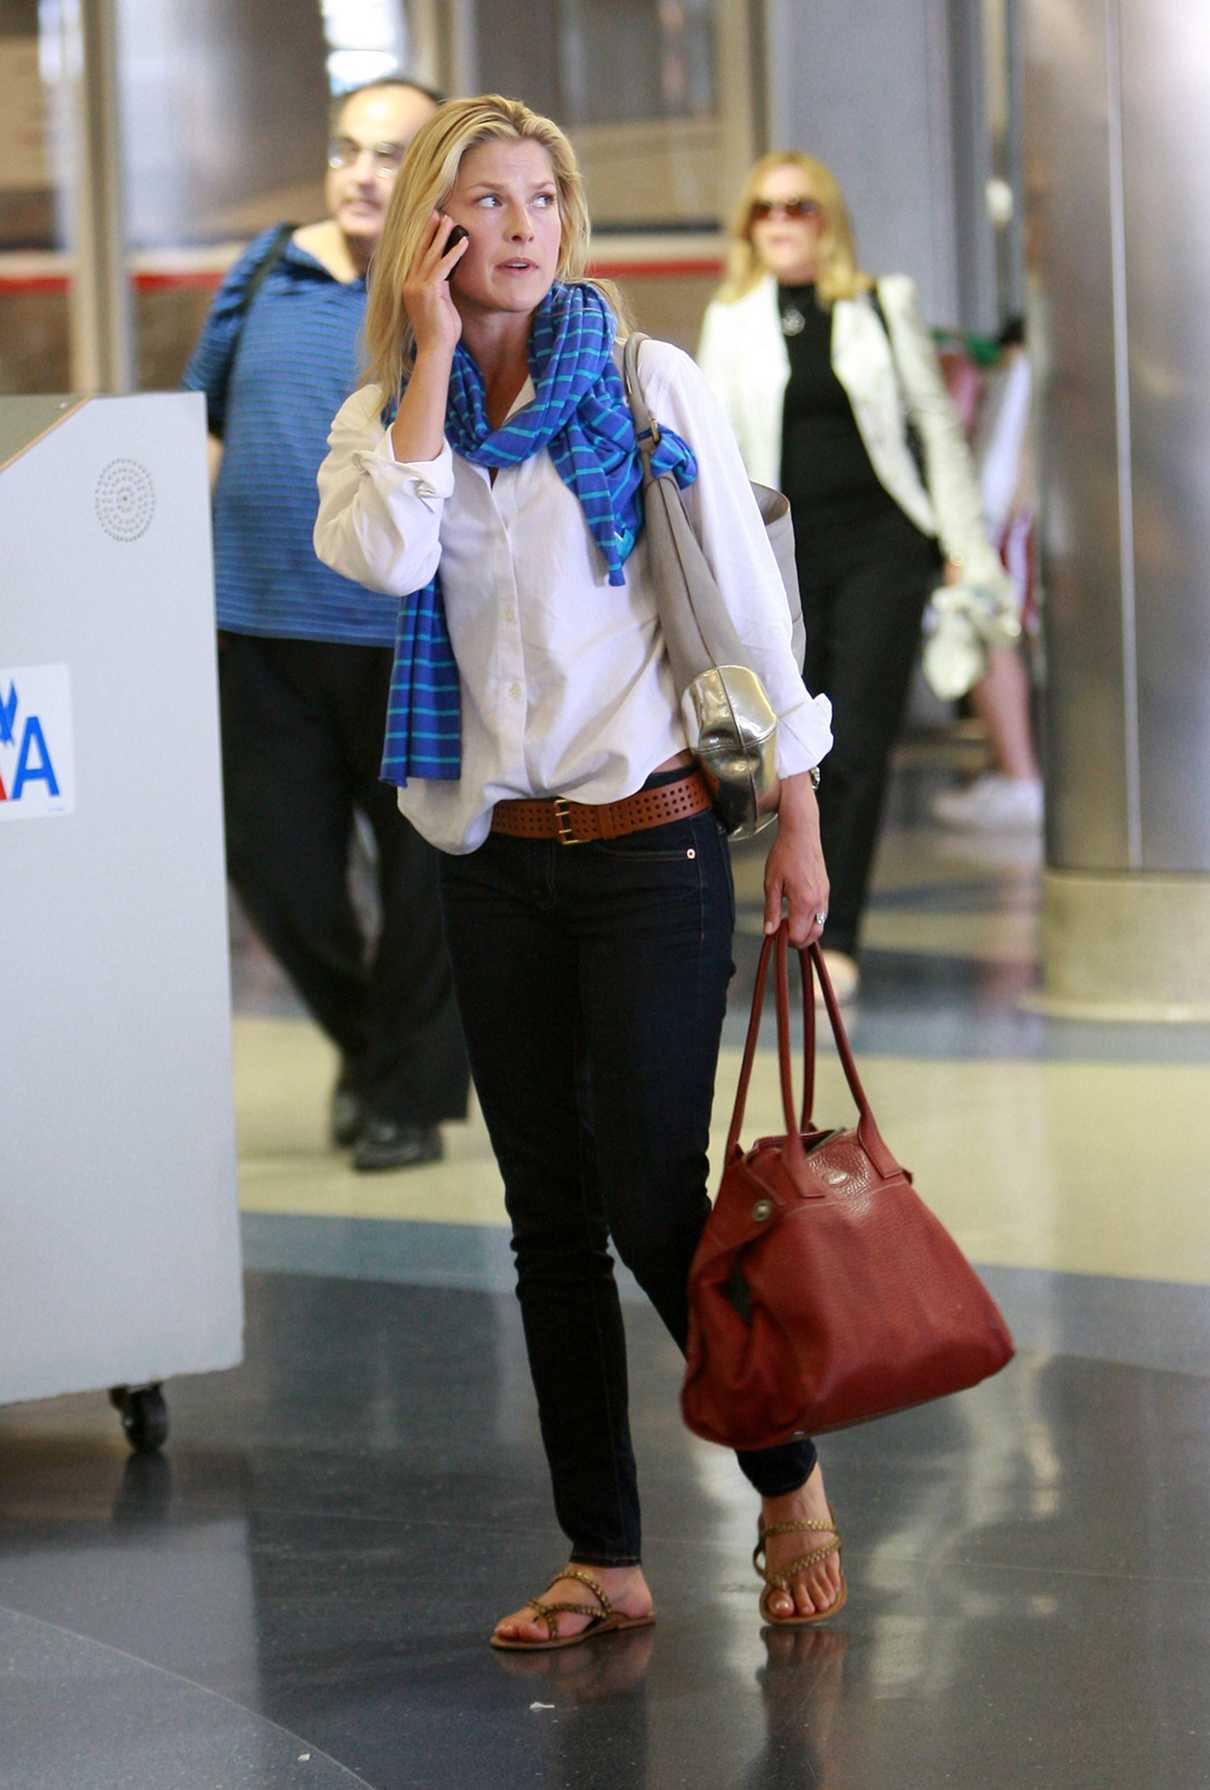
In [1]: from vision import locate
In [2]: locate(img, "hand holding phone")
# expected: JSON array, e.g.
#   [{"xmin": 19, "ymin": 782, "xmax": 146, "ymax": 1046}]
[
  {"xmin": 403, "ymin": 212, "xmax": 468, "ymax": 358},
  {"xmin": 445, "ymin": 224, "xmax": 469, "ymax": 279}
]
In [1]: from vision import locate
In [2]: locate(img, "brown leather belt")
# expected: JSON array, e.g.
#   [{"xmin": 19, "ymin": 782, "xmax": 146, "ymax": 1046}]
[{"xmin": 491, "ymin": 770, "xmax": 712, "ymax": 845}]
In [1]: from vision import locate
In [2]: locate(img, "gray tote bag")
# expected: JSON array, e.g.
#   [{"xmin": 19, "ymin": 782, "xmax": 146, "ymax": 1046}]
[{"xmin": 622, "ymin": 331, "xmax": 805, "ymax": 840}]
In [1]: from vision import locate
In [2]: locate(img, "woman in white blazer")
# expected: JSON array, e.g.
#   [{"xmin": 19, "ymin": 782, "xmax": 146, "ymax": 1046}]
[{"xmin": 699, "ymin": 151, "xmax": 1013, "ymax": 999}]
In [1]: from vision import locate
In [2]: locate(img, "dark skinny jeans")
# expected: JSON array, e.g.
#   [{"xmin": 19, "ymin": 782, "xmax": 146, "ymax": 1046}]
[{"xmin": 438, "ymin": 774, "xmax": 815, "ymax": 1566}]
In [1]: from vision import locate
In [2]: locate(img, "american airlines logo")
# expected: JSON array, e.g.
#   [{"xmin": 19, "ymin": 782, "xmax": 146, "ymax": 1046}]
[{"xmin": 0, "ymin": 666, "xmax": 75, "ymax": 821}]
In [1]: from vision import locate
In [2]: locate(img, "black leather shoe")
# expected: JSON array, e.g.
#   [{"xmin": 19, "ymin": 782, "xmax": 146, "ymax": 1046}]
[
  {"xmin": 330, "ymin": 1077, "xmax": 364, "ymax": 1150},
  {"xmin": 352, "ymin": 1120, "xmax": 443, "ymax": 1173}
]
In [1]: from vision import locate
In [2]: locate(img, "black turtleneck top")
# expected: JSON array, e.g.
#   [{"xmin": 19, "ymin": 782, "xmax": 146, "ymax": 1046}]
[{"xmin": 777, "ymin": 282, "xmax": 903, "ymax": 563}]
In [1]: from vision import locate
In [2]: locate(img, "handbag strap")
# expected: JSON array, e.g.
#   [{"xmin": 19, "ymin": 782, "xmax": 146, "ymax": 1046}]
[
  {"xmin": 621, "ymin": 330, "xmax": 658, "ymax": 467},
  {"xmin": 789, "ymin": 933, "xmax": 899, "ymax": 1174},
  {"xmin": 799, "ymin": 944, "xmax": 816, "ymax": 1128},
  {"xmin": 724, "ymin": 924, "xmax": 899, "ymax": 1177},
  {"xmin": 619, "ymin": 330, "xmax": 723, "ymax": 680},
  {"xmin": 725, "ymin": 925, "xmax": 776, "ymax": 1160},
  {"xmin": 868, "ymin": 279, "xmax": 928, "ymax": 483}
]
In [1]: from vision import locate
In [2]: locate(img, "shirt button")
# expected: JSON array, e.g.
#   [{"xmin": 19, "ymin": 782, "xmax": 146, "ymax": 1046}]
[
  {"xmin": 502, "ymin": 605, "xmax": 516, "ymax": 624},
  {"xmin": 509, "ymin": 681, "xmax": 523, "ymax": 702}
]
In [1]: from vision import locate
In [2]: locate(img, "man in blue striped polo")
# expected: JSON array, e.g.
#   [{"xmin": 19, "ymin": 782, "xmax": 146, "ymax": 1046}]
[{"xmin": 184, "ymin": 77, "xmax": 469, "ymax": 1172}]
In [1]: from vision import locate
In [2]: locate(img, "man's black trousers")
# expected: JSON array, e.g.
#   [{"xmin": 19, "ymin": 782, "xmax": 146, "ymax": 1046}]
[{"xmin": 219, "ymin": 633, "xmax": 469, "ymax": 1126}]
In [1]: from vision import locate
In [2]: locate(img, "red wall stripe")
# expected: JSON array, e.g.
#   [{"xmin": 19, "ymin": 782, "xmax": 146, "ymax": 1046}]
[{"xmin": 0, "ymin": 257, "xmax": 723, "ymax": 298}]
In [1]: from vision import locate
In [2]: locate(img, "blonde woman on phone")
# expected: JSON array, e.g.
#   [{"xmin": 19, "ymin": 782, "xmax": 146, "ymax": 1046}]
[{"xmin": 315, "ymin": 97, "xmax": 845, "ymax": 1647}]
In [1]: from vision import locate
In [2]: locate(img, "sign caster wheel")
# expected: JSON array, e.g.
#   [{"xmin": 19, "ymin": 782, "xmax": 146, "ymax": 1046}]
[{"xmin": 108, "ymin": 1383, "xmax": 169, "ymax": 1454}]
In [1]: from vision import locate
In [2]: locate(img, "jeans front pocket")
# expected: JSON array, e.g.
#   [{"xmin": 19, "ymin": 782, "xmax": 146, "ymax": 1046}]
[{"xmin": 589, "ymin": 815, "xmax": 707, "ymax": 864}]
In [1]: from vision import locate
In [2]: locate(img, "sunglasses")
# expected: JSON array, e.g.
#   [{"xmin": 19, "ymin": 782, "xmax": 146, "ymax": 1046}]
[{"xmin": 749, "ymin": 197, "xmax": 823, "ymax": 224}]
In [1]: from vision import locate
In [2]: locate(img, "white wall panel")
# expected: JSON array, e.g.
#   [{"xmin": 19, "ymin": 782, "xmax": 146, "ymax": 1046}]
[
  {"xmin": 1, "ymin": 392, "xmax": 243, "ymax": 1404},
  {"xmin": 764, "ymin": 0, "xmax": 961, "ymax": 324}
]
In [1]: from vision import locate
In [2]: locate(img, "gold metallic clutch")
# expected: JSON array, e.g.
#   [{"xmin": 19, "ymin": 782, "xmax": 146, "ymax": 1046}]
[{"xmin": 684, "ymin": 666, "xmax": 779, "ymax": 841}]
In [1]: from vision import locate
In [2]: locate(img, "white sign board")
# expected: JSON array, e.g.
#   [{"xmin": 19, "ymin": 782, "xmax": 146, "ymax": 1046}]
[{"xmin": 0, "ymin": 393, "xmax": 243, "ymax": 1404}]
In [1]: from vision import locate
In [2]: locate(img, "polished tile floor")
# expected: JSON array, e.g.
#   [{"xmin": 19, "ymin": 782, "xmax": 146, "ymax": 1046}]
[{"xmin": 4, "ymin": 763, "xmax": 1210, "ymax": 1789}]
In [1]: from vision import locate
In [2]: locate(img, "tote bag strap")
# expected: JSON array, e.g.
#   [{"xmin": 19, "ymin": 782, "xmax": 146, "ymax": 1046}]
[
  {"xmin": 724, "ymin": 925, "xmax": 899, "ymax": 1178},
  {"xmin": 619, "ymin": 331, "xmax": 732, "ymax": 681},
  {"xmin": 621, "ymin": 329, "xmax": 658, "ymax": 458},
  {"xmin": 724, "ymin": 924, "xmax": 777, "ymax": 1160},
  {"xmin": 624, "ymin": 329, "xmax": 804, "ymax": 664}
]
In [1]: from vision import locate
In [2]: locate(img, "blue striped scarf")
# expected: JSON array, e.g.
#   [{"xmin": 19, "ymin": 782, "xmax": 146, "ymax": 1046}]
[{"xmin": 380, "ymin": 282, "xmax": 696, "ymax": 787}]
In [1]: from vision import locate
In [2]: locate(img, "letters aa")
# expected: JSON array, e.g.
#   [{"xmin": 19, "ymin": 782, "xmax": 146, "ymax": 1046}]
[{"xmin": 0, "ymin": 683, "xmax": 61, "ymax": 802}]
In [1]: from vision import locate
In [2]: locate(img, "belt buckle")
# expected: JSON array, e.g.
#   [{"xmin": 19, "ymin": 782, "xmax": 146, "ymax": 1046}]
[{"xmin": 553, "ymin": 796, "xmax": 586, "ymax": 846}]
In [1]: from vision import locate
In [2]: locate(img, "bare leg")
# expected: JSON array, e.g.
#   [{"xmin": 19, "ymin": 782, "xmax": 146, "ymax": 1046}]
[{"xmin": 970, "ymin": 644, "xmax": 1039, "ymax": 782}]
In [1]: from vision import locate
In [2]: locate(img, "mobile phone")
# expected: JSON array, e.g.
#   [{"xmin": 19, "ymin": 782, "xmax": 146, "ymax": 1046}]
[{"xmin": 445, "ymin": 224, "xmax": 469, "ymax": 278}]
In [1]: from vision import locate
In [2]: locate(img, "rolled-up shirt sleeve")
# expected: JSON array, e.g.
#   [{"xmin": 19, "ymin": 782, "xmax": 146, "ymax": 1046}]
[
  {"xmin": 314, "ymin": 384, "xmax": 453, "ymax": 597},
  {"xmin": 638, "ymin": 341, "xmax": 833, "ymax": 778}
]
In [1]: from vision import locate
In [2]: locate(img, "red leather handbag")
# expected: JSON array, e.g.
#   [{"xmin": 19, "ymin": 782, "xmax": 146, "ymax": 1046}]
[{"xmin": 681, "ymin": 927, "xmax": 1014, "ymax": 1450}]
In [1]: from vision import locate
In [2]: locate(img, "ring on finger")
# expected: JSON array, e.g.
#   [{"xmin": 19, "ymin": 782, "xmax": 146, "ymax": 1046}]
[{"xmin": 813, "ymin": 911, "xmax": 828, "ymax": 928}]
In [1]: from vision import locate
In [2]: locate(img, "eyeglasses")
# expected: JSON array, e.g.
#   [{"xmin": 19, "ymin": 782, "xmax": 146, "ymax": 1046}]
[
  {"xmin": 327, "ymin": 136, "xmax": 407, "ymax": 177},
  {"xmin": 749, "ymin": 197, "xmax": 823, "ymax": 224}
]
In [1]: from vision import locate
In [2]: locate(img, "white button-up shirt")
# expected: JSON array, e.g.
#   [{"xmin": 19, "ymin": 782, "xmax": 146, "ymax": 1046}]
[{"xmin": 314, "ymin": 337, "xmax": 833, "ymax": 853}]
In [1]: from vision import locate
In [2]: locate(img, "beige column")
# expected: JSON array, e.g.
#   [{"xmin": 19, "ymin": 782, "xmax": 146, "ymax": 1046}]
[
  {"xmin": 1023, "ymin": 0, "xmax": 1210, "ymax": 1020},
  {"xmin": 61, "ymin": 0, "xmax": 133, "ymax": 394}
]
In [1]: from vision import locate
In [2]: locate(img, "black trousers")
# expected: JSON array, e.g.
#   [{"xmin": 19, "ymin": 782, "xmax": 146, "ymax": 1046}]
[
  {"xmin": 218, "ymin": 633, "xmax": 469, "ymax": 1126},
  {"xmin": 797, "ymin": 508, "xmax": 940, "ymax": 958},
  {"xmin": 439, "ymin": 778, "xmax": 815, "ymax": 1567}
]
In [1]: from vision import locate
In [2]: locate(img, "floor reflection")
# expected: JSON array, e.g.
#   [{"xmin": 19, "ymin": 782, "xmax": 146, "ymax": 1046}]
[
  {"xmin": 5, "ymin": 760, "xmax": 1210, "ymax": 1786},
  {"xmin": 745, "ymin": 1628, "xmax": 851, "ymax": 1789}
]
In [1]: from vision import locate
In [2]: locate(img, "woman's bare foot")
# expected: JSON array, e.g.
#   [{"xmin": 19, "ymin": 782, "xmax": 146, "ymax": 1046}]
[
  {"xmin": 492, "ymin": 1563, "xmax": 654, "ymax": 1646},
  {"xmin": 759, "ymin": 1463, "xmax": 844, "ymax": 1621}
]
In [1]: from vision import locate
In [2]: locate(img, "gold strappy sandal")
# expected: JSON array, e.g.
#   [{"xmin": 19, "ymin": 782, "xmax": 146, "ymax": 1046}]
[
  {"xmin": 754, "ymin": 1512, "xmax": 847, "ymax": 1627},
  {"xmin": 489, "ymin": 1567, "xmax": 658, "ymax": 1653}
]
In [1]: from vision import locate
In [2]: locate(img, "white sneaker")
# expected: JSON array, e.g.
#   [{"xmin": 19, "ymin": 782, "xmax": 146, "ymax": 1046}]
[{"xmin": 931, "ymin": 774, "xmax": 1043, "ymax": 831}]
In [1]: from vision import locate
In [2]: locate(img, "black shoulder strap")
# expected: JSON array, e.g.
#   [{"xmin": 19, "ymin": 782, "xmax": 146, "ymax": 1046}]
[
  {"xmin": 233, "ymin": 223, "xmax": 295, "ymax": 330},
  {"xmin": 868, "ymin": 278, "xmax": 892, "ymax": 349},
  {"xmin": 867, "ymin": 278, "xmax": 927, "ymax": 479},
  {"xmin": 212, "ymin": 224, "xmax": 295, "ymax": 440}
]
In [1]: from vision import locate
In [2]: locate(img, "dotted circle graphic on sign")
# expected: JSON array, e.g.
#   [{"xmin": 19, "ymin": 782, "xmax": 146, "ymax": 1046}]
[{"xmin": 95, "ymin": 458, "xmax": 156, "ymax": 542}]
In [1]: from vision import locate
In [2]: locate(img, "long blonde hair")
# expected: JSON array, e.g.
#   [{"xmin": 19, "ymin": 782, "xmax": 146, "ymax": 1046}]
[
  {"xmin": 363, "ymin": 93, "xmax": 628, "ymax": 397},
  {"xmin": 716, "ymin": 151, "xmax": 872, "ymax": 306}
]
